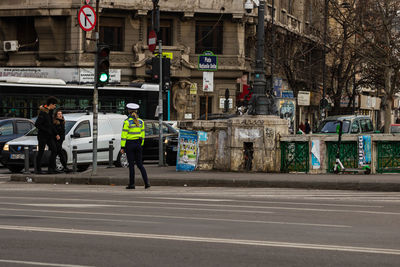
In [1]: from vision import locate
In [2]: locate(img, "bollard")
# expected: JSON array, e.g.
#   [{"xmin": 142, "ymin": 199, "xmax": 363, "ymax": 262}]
[
  {"xmin": 33, "ymin": 148, "xmax": 38, "ymax": 173},
  {"xmin": 107, "ymin": 140, "xmax": 114, "ymax": 168},
  {"xmin": 23, "ymin": 146, "xmax": 30, "ymax": 173},
  {"xmin": 72, "ymin": 145, "xmax": 77, "ymax": 173}
]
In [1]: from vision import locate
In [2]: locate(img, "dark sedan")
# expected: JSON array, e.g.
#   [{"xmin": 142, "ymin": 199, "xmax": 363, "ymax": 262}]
[
  {"xmin": 0, "ymin": 117, "xmax": 35, "ymax": 165},
  {"xmin": 143, "ymin": 120, "xmax": 178, "ymax": 165}
]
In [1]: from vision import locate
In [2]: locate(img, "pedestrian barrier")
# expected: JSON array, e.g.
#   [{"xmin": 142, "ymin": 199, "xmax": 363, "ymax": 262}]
[
  {"xmin": 280, "ymin": 141, "xmax": 309, "ymax": 173},
  {"xmin": 326, "ymin": 141, "xmax": 358, "ymax": 173},
  {"xmin": 72, "ymin": 140, "xmax": 115, "ymax": 173},
  {"xmin": 23, "ymin": 146, "xmax": 29, "ymax": 174},
  {"xmin": 376, "ymin": 141, "xmax": 400, "ymax": 173}
]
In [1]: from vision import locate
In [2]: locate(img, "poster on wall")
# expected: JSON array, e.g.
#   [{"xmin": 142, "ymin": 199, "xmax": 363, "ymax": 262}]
[
  {"xmin": 358, "ymin": 135, "xmax": 371, "ymax": 166},
  {"xmin": 311, "ymin": 140, "xmax": 321, "ymax": 169},
  {"xmin": 176, "ymin": 130, "xmax": 199, "ymax": 172},
  {"xmin": 277, "ymin": 98, "xmax": 296, "ymax": 134}
]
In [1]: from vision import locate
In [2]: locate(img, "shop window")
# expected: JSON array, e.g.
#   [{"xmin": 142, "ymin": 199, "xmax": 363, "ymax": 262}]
[
  {"xmin": 100, "ymin": 17, "xmax": 124, "ymax": 51},
  {"xmin": 17, "ymin": 17, "xmax": 39, "ymax": 51},
  {"xmin": 195, "ymin": 21, "xmax": 223, "ymax": 54},
  {"xmin": 199, "ymin": 96, "xmax": 213, "ymax": 118}
]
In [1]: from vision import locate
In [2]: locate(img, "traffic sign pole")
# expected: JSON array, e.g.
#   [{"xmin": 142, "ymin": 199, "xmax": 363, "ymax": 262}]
[{"xmin": 92, "ymin": 0, "xmax": 100, "ymax": 175}]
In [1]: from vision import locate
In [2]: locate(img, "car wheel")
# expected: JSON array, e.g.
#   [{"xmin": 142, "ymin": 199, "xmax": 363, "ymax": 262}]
[
  {"xmin": 77, "ymin": 164, "xmax": 90, "ymax": 172},
  {"xmin": 8, "ymin": 165, "xmax": 24, "ymax": 173},
  {"xmin": 115, "ymin": 152, "xmax": 129, "ymax": 168}
]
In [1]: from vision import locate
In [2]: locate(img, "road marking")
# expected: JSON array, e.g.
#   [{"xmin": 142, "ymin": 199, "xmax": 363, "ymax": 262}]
[
  {"xmin": 0, "ymin": 195, "xmax": 385, "ymax": 208},
  {"xmin": 22, "ymin": 204, "xmax": 116, "ymax": 208},
  {"xmin": 0, "ymin": 213, "xmax": 160, "ymax": 225},
  {"xmin": 1, "ymin": 225, "xmax": 399, "ymax": 255},
  {"xmin": 0, "ymin": 202, "xmax": 275, "ymax": 215},
  {"xmin": 0, "ymin": 259, "xmax": 93, "ymax": 267},
  {"xmin": 1, "ymin": 200, "xmax": 398, "ymax": 216},
  {"xmin": 0, "ymin": 210, "xmax": 348, "ymax": 228}
]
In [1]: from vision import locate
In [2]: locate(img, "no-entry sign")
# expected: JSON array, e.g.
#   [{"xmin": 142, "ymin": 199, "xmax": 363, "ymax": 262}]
[
  {"xmin": 78, "ymin": 5, "xmax": 96, "ymax": 32},
  {"xmin": 148, "ymin": 30, "xmax": 157, "ymax": 52}
]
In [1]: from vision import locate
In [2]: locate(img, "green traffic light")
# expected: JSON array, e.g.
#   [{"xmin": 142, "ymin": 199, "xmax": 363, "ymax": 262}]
[{"xmin": 99, "ymin": 73, "xmax": 109, "ymax": 82}]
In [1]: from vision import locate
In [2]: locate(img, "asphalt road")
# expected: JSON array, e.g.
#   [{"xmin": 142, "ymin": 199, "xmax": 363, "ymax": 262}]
[{"xmin": 0, "ymin": 183, "xmax": 400, "ymax": 266}]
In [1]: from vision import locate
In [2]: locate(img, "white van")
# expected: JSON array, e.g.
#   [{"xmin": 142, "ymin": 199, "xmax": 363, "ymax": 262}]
[{"xmin": 2, "ymin": 112, "xmax": 127, "ymax": 172}]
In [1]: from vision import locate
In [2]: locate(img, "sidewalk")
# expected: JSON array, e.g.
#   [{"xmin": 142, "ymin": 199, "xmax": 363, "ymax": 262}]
[{"xmin": 9, "ymin": 164, "xmax": 400, "ymax": 191}]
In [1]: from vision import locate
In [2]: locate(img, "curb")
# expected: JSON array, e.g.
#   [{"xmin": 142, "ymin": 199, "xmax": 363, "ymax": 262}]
[{"xmin": 9, "ymin": 174, "xmax": 400, "ymax": 192}]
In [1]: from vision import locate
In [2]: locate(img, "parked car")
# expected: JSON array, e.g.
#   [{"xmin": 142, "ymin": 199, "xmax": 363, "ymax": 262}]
[
  {"xmin": 143, "ymin": 120, "xmax": 178, "ymax": 166},
  {"xmin": 2, "ymin": 115, "xmax": 178, "ymax": 173},
  {"xmin": 0, "ymin": 117, "xmax": 35, "ymax": 165},
  {"xmin": 2, "ymin": 113, "xmax": 127, "ymax": 173},
  {"xmin": 316, "ymin": 115, "xmax": 374, "ymax": 134},
  {"xmin": 389, "ymin": 124, "xmax": 400, "ymax": 133}
]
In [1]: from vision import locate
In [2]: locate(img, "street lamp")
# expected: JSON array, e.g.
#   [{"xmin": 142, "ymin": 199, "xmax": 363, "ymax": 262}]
[{"xmin": 245, "ymin": 0, "xmax": 277, "ymax": 115}]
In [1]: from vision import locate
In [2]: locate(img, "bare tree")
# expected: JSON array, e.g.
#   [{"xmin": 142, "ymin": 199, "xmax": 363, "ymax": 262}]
[{"xmin": 354, "ymin": 0, "xmax": 400, "ymax": 132}]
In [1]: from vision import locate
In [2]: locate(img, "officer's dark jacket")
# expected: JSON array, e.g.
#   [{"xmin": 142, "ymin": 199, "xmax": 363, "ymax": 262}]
[
  {"xmin": 54, "ymin": 117, "xmax": 66, "ymax": 142},
  {"xmin": 35, "ymin": 105, "xmax": 56, "ymax": 138}
]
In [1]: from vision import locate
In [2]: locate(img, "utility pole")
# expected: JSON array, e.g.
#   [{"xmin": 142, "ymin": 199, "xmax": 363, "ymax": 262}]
[
  {"xmin": 245, "ymin": 0, "xmax": 276, "ymax": 115},
  {"xmin": 152, "ymin": 0, "xmax": 164, "ymax": 167},
  {"xmin": 92, "ymin": 0, "xmax": 100, "ymax": 175},
  {"xmin": 321, "ymin": 0, "xmax": 328, "ymax": 120}
]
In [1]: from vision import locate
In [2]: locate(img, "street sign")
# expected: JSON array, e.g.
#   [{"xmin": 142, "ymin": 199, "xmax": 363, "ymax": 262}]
[
  {"xmin": 148, "ymin": 30, "xmax": 157, "ymax": 52},
  {"xmin": 203, "ymin": 72, "xmax": 214, "ymax": 92},
  {"xmin": 78, "ymin": 5, "xmax": 96, "ymax": 32},
  {"xmin": 198, "ymin": 51, "xmax": 218, "ymax": 71}
]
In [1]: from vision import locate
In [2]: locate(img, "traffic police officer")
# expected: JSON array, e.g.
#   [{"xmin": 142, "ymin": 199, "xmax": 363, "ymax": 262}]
[{"xmin": 120, "ymin": 103, "xmax": 150, "ymax": 189}]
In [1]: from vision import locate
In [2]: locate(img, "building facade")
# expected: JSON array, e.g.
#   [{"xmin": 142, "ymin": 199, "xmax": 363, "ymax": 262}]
[{"xmin": 0, "ymin": 0, "xmax": 323, "ymax": 123}]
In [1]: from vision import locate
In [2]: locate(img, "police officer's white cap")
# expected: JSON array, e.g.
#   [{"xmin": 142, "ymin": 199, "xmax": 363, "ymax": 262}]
[{"xmin": 126, "ymin": 103, "xmax": 139, "ymax": 110}]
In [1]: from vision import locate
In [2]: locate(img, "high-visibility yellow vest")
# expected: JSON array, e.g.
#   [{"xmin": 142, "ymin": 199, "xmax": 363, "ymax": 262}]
[{"xmin": 121, "ymin": 117, "xmax": 145, "ymax": 147}]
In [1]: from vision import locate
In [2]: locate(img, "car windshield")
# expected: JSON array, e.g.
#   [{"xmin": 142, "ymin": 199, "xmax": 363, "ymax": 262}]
[
  {"xmin": 317, "ymin": 120, "xmax": 350, "ymax": 133},
  {"xmin": 26, "ymin": 121, "xmax": 77, "ymax": 136}
]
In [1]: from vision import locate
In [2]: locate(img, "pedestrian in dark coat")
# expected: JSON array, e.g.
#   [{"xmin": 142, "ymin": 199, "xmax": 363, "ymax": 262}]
[
  {"xmin": 35, "ymin": 96, "xmax": 59, "ymax": 174},
  {"xmin": 305, "ymin": 119, "xmax": 311, "ymax": 134},
  {"xmin": 53, "ymin": 110, "xmax": 70, "ymax": 172}
]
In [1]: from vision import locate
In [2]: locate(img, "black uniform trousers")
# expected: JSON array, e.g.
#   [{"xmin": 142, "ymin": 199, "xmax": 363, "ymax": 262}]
[
  {"xmin": 36, "ymin": 135, "xmax": 57, "ymax": 171},
  {"xmin": 125, "ymin": 139, "xmax": 149, "ymax": 186}
]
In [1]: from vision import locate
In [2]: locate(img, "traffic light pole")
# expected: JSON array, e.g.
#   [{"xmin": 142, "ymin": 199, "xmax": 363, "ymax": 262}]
[
  {"xmin": 158, "ymin": 40, "xmax": 164, "ymax": 167},
  {"xmin": 92, "ymin": 0, "xmax": 100, "ymax": 175}
]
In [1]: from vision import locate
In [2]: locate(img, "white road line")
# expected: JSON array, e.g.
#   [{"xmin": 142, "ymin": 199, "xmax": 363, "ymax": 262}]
[
  {"xmin": 0, "ymin": 259, "xmax": 93, "ymax": 267},
  {"xmin": 0, "ymin": 210, "xmax": 349, "ymax": 228},
  {"xmin": 0, "ymin": 196, "xmax": 384, "ymax": 208},
  {"xmin": 0, "ymin": 213, "xmax": 160, "ymax": 225},
  {"xmin": 0, "ymin": 225, "xmax": 399, "ymax": 255},
  {"xmin": 0, "ymin": 200, "xmax": 398, "ymax": 216},
  {"xmin": 144, "ymin": 197, "xmax": 383, "ymax": 208}
]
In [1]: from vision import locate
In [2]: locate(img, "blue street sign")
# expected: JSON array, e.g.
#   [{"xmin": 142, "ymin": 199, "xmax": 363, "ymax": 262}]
[{"xmin": 198, "ymin": 51, "xmax": 218, "ymax": 71}]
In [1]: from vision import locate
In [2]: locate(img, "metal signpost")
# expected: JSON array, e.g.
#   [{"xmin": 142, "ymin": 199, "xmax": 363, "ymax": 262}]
[{"xmin": 78, "ymin": 1, "xmax": 99, "ymax": 174}]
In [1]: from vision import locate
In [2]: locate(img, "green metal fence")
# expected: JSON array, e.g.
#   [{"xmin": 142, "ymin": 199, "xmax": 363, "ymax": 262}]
[
  {"xmin": 326, "ymin": 141, "xmax": 358, "ymax": 173},
  {"xmin": 280, "ymin": 142, "xmax": 309, "ymax": 173},
  {"xmin": 376, "ymin": 141, "xmax": 400, "ymax": 173}
]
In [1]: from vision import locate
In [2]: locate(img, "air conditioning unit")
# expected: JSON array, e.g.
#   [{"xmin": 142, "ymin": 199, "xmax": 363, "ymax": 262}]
[{"xmin": 3, "ymin": 40, "xmax": 19, "ymax": 52}]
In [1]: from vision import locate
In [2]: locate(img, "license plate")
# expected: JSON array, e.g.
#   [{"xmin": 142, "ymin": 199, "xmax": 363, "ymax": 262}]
[
  {"xmin": 10, "ymin": 154, "xmax": 25, "ymax": 160},
  {"xmin": 172, "ymin": 146, "xmax": 177, "ymax": 151}
]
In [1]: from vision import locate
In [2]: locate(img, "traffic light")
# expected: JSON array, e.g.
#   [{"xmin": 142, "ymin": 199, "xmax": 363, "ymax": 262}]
[
  {"xmin": 97, "ymin": 44, "xmax": 110, "ymax": 87},
  {"xmin": 145, "ymin": 56, "xmax": 160, "ymax": 82}
]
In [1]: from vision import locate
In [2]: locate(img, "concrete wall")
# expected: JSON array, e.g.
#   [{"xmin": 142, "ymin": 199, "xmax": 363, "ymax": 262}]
[{"xmin": 179, "ymin": 115, "xmax": 289, "ymax": 172}]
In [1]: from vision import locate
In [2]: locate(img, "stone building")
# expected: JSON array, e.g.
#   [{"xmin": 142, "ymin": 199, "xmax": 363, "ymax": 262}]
[{"xmin": 0, "ymin": 0, "xmax": 323, "ymax": 122}]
